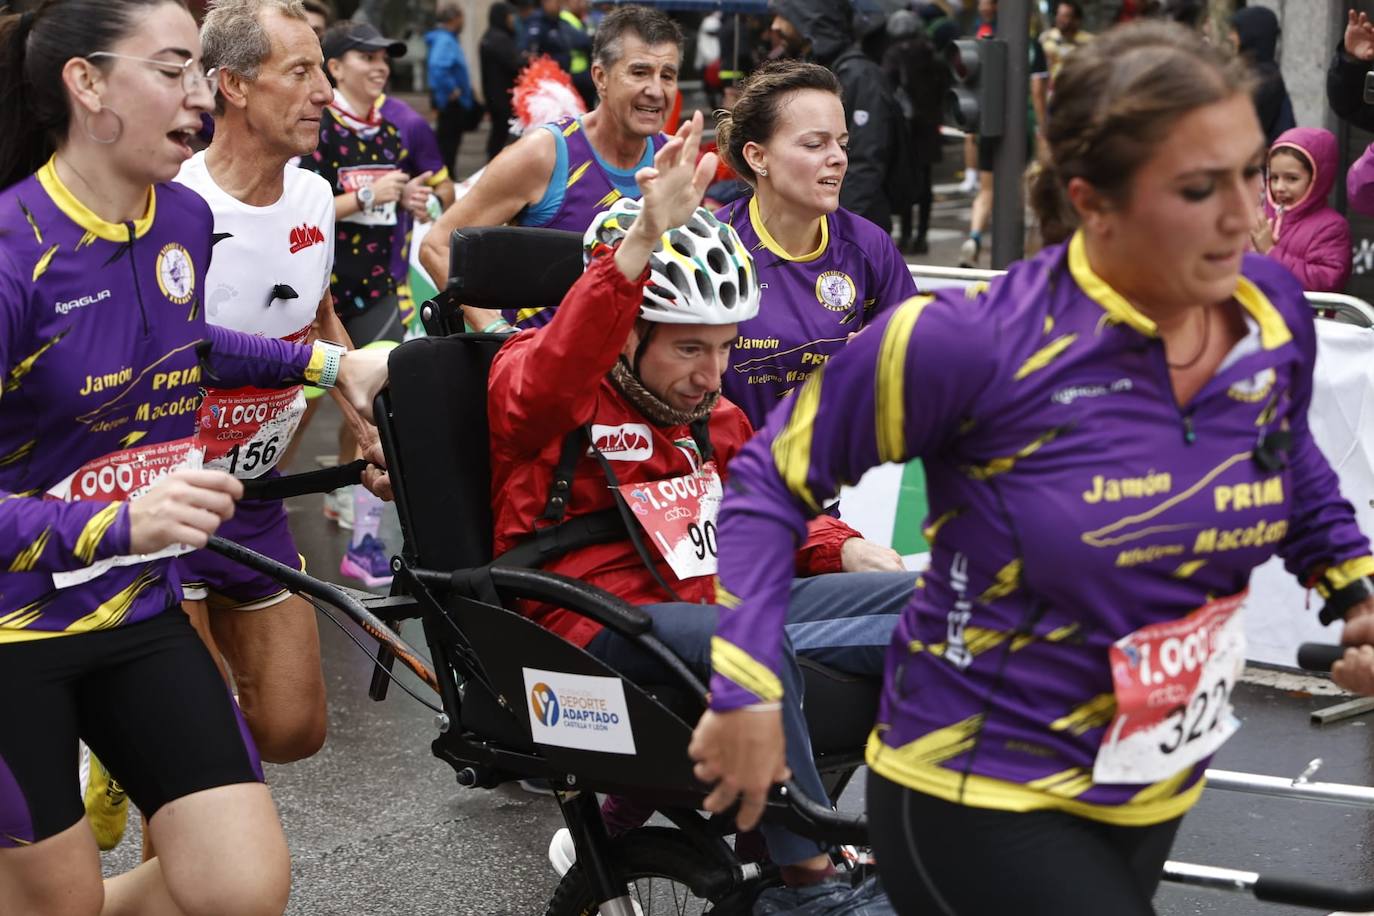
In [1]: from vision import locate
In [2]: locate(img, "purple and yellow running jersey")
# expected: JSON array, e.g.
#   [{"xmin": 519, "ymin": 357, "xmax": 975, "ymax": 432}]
[
  {"xmin": 0, "ymin": 161, "xmax": 314, "ymax": 642},
  {"xmin": 504, "ymin": 116, "xmax": 667, "ymax": 329},
  {"xmin": 711, "ymin": 233, "xmax": 1373, "ymax": 825},
  {"xmin": 715, "ymin": 196, "xmax": 918, "ymax": 428}
]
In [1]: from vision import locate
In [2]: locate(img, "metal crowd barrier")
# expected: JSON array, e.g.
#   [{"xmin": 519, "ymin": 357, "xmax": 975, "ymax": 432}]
[{"xmin": 907, "ymin": 263, "xmax": 1374, "ymax": 328}]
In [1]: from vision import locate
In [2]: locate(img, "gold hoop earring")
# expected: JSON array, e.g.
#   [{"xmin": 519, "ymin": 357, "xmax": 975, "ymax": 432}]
[{"xmin": 82, "ymin": 107, "xmax": 124, "ymax": 145}]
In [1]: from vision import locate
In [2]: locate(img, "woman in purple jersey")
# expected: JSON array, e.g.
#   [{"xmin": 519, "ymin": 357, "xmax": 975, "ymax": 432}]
[
  {"xmin": 713, "ymin": 60, "xmax": 917, "ymax": 435},
  {"xmin": 692, "ymin": 23, "xmax": 1374, "ymax": 914},
  {"xmin": 0, "ymin": 2, "xmax": 386, "ymax": 913}
]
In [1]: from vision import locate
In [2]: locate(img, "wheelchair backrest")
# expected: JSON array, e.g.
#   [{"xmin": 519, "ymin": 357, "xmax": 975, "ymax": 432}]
[
  {"xmin": 379, "ymin": 334, "xmax": 506, "ymax": 571},
  {"xmin": 378, "ymin": 226, "xmax": 586, "ymax": 571}
]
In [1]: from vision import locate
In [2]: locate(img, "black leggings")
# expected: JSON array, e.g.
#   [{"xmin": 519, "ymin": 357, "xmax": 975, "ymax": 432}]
[
  {"xmin": 867, "ymin": 770, "xmax": 1182, "ymax": 915},
  {"xmin": 0, "ymin": 610, "xmax": 262, "ymax": 846}
]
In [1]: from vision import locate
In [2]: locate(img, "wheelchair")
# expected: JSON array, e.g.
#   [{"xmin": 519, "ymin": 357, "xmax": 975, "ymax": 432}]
[{"xmin": 211, "ymin": 226, "xmax": 1374, "ymax": 915}]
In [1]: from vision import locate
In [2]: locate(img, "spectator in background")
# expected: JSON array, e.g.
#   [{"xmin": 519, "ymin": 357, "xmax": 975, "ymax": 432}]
[
  {"xmin": 696, "ymin": 11, "xmax": 723, "ymax": 108},
  {"xmin": 1230, "ymin": 5, "xmax": 1294, "ymax": 146},
  {"xmin": 560, "ymin": 0, "xmax": 595, "ymax": 107},
  {"xmin": 303, "ymin": 0, "xmax": 333, "ymax": 37},
  {"xmin": 426, "ymin": 4, "xmax": 479, "ymax": 176},
  {"xmin": 1341, "ymin": 12, "xmax": 1374, "ymax": 218},
  {"xmin": 772, "ymin": 0, "xmax": 904, "ymax": 232},
  {"xmin": 514, "ymin": 0, "xmax": 540, "ymax": 54},
  {"xmin": 1039, "ymin": 1, "xmax": 1093, "ymax": 90},
  {"xmin": 959, "ymin": 0, "xmax": 1048, "ymax": 266},
  {"xmin": 1329, "ymin": 10, "xmax": 1374, "ymax": 132},
  {"xmin": 482, "ymin": 2, "xmax": 522, "ymax": 162},
  {"xmin": 883, "ymin": 8, "xmax": 946, "ymax": 254},
  {"xmin": 526, "ymin": 0, "xmax": 571, "ymax": 71},
  {"xmin": 1252, "ymin": 128, "xmax": 1351, "ymax": 293}
]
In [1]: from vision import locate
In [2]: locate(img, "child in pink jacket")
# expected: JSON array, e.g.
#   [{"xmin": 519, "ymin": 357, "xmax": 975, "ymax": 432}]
[{"xmin": 1252, "ymin": 127, "xmax": 1351, "ymax": 292}]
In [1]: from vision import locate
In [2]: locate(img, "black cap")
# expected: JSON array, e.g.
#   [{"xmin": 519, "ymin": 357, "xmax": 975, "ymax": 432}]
[{"xmin": 321, "ymin": 21, "xmax": 407, "ymax": 61}]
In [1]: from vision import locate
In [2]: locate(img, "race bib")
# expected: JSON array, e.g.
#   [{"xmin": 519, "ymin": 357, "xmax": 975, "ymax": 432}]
[
  {"xmin": 46, "ymin": 438, "xmax": 204, "ymax": 589},
  {"xmin": 338, "ymin": 165, "xmax": 398, "ymax": 227},
  {"xmin": 1093, "ymin": 591, "xmax": 1247, "ymax": 785},
  {"xmin": 196, "ymin": 386, "xmax": 304, "ymax": 478},
  {"xmin": 616, "ymin": 462, "xmax": 723, "ymax": 580}
]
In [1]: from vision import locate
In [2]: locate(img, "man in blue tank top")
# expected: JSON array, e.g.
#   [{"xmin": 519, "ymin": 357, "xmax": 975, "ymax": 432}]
[{"xmin": 419, "ymin": 4, "xmax": 682, "ymax": 330}]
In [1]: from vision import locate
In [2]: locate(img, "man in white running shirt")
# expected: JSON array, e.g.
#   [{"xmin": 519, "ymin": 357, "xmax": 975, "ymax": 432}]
[{"xmin": 175, "ymin": 0, "xmax": 385, "ymax": 764}]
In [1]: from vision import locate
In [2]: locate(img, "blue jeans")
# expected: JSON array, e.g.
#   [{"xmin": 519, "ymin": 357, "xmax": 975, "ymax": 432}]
[{"xmin": 585, "ymin": 572, "xmax": 913, "ymax": 864}]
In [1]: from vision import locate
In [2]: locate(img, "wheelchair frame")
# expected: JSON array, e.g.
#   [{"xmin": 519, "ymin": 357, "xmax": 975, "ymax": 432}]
[{"xmin": 205, "ymin": 230, "xmax": 1374, "ymax": 913}]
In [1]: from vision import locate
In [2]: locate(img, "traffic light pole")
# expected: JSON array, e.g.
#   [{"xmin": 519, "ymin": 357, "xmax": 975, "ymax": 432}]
[{"xmin": 991, "ymin": 5, "xmax": 1030, "ymax": 269}]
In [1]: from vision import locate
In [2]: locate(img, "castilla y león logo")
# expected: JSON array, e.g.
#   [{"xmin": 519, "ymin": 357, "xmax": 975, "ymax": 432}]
[{"xmin": 530, "ymin": 682, "xmax": 560, "ymax": 726}]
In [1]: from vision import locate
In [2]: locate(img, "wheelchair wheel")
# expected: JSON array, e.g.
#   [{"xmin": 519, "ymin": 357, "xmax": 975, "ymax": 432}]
[{"xmin": 544, "ymin": 826, "xmax": 754, "ymax": 916}]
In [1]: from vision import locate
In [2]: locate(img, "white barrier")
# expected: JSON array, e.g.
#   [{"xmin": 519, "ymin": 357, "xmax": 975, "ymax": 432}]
[{"xmin": 837, "ymin": 267, "xmax": 1374, "ymax": 666}]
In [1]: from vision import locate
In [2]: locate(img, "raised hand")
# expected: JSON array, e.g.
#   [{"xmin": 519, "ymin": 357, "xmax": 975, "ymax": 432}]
[
  {"xmin": 1346, "ymin": 11, "xmax": 1374, "ymax": 61},
  {"xmin": 632, "ymin": 111, "xmax": 719, "ymax": 241}
]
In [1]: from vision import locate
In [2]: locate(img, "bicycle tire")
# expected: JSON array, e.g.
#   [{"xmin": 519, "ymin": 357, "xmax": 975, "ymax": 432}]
[{"xmin": 543, "ymin": 826, "xmax": 755, "ymax": 916}]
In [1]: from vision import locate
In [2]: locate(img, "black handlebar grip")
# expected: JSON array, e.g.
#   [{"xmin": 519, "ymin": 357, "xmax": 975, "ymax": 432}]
[
  {"xmin": 1256, "ymin": 871, "xmax": 1374, "ymax": 910},
  {"xmin": 1297, "ymin": 643, "xmax": 1346, "ymax": 672}
]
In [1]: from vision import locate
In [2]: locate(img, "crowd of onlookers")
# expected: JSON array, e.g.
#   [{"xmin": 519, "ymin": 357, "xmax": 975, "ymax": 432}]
[{"xmin": 300, "ymin": 0, "xmax": 1374, "ymax": 301}]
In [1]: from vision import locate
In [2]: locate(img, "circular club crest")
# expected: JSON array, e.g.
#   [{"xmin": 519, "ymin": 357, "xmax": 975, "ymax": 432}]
[
  {"xmin": 1227, "ymin": 367, "xmax": 1277, "ymax": 403},
  {"xmin": 815, "ymin": 271, "xmax": 857, "ymax": 313},
  {"xmin": 156, "ymin": 243, "xmax": 195, "ymax": 305}
]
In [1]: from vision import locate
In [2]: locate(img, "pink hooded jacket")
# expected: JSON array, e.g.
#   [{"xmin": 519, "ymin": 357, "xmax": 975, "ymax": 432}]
[{"xmin": 1263, "ymin": 127, "xmax": 1351, "ymax": 292}]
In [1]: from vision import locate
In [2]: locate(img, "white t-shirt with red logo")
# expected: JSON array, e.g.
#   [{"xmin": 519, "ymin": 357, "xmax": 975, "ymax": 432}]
[{"xmin": 174, "ymin": 153, "xmax": 335, "ymax": 476}]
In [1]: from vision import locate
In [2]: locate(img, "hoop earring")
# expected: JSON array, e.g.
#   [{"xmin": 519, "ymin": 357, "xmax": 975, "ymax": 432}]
[{"xmin": 82, "ymin": 107, "xmax": 124, "ymax": 145}]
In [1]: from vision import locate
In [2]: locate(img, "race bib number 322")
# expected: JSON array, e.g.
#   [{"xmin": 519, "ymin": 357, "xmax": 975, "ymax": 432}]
[{"xmin": 1093, "ymin": 591, "xmax": 1247, "ymax": 785}]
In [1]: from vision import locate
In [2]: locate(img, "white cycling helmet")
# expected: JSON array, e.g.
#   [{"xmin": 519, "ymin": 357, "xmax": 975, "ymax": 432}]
[{"xmin": 584, "ymin": 198, "xmax": 761, "ymax": 325}]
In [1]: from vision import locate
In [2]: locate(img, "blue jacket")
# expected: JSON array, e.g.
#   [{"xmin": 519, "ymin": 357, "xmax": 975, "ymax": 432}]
[{"xmin": 424, "ymin": 27, "xmax": 474, "ymax": 111}]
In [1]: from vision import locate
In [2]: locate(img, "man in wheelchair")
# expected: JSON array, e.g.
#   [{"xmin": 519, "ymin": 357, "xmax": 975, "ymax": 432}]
[{"xmin": 488, "ymin": 113, "xmax": 909, "ymax": 912}]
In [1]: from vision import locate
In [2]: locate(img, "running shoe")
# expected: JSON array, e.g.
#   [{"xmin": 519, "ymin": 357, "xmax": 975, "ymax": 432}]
[
  {"xmin": 549, "ymin": 827, "xmax": 577, "ymax": 877},
  {"xmin": 548, "ymin": 829, "xmax": 645, "ymax": 915},
  {"xmin": 323, "ymin": 486, "xmax": 354, "ymax": 529},
  {"xmin": 957, "ymin": 171, "xmax": 980, "ymax": 194},
  {"xmin": 959, "ymin": 235, "xmax": 981, "ymax": 267},
  {"xmin": 80, "ymin": 745, "xmax": 128, "ymax": 852},
  {"xmin": 340, "ymin": 533, "xmax": 393, "ymax": 588}
]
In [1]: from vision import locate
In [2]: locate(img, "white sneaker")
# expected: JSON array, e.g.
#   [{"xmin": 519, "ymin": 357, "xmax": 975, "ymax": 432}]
[
  {"xmin": 959, "ymin": 236, "xmax": 981, "ymax": 267},
  {"xmin": 957, "ymin": 171, "xmax": 980, "ymax": 194},
  {"xmin": 323, "ymin": 487, "xmax": 354, "ymax": 529},
  {"xmin": 549, "ymin": 827, "xmax": 577, "ymax": 877},
  {"xmin": 549, "ymin": 828, "xmax": 645, "ymax": 915}
]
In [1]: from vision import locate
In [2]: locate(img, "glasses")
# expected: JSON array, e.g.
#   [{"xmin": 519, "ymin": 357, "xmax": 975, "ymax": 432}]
[{"xmin": 87, "ymin": 52, "xmax": 220, "ymax": 97}]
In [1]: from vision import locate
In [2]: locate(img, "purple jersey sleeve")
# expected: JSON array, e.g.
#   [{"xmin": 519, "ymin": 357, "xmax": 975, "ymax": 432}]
[
  {"xmin": 203, "ymin": 324, "xmax": 313, "ymax": 388},
  {"xmin": 710, "ymin": 294, "xmax": 997, "ymax": 709},
  {"xmin": 0, "ymin": 252, "xmax": 132, "ymax": 572}
]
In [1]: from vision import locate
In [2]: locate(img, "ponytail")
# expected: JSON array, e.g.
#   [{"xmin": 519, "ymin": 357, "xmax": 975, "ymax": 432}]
[{"xmin": 0, "ymin": 10, "xmax": 48, "ymax": 191}]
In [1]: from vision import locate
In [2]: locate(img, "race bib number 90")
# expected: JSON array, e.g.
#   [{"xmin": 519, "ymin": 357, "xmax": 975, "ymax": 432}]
[
  {"xmin": 1093, "ymin": 591, "xmax": 1247, "ymax": 785},
  {"xmin": 617, "ymin": 462, "xmax": 723, "ymax": 580}
]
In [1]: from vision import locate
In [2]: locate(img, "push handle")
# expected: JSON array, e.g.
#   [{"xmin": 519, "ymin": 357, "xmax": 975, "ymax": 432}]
[
  {"xmin": 1255, "ymin": 872, "xmax": 1374, "ymax": 910},
  {"xmin": 1297, "ymin": 643, "xmax": 1345, "ymax": 672}
]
